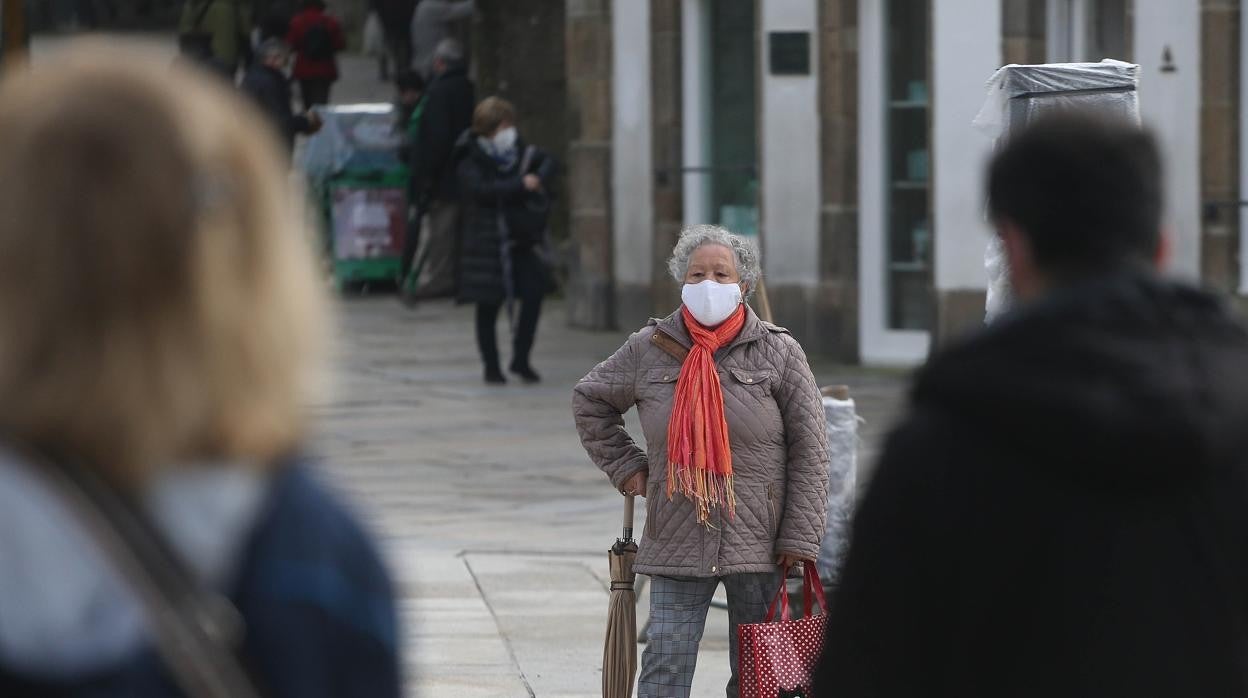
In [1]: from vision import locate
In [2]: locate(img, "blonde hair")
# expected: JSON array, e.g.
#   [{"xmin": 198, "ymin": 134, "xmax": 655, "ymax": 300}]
[
  {"xmin": 0, "ymin": 43, "xmax": 327, "ymax": 482},
  {"xmin": 472, "ymin": 96, "xmax": 516, "ymax": 136}
]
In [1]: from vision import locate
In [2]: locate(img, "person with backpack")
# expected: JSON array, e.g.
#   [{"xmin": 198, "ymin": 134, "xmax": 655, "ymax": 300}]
[{"xmin": 285, "ymin": 0, "xmax": 344, "ymax": 110}]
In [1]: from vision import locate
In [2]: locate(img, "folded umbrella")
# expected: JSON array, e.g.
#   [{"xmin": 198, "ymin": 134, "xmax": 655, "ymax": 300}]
[{"xmin": 603, "ymin": 494, "xmax": 638, "ymax": 698}]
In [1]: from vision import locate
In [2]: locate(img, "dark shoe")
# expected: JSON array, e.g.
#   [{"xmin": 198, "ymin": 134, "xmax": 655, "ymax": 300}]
[
  {"xmin": 485, "ymin": 367, "xmax": 507, "ymax": 384},
  {"xmin": 509, "ymin": 363, "xmax": 541, "ymax": 384}
]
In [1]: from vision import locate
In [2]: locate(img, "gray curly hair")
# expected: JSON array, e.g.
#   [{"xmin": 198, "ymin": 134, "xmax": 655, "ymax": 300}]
[{"xmin": 667, "ymin": 224, "xmax": 762, "ymax": 298}]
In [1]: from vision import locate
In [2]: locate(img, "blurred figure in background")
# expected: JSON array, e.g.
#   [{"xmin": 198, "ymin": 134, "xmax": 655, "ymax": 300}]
[
  {"xmin": 816, "ymin": 112, "xmax": 1248, "ymax": 696},
  {"xmin": 395, "ymin": 70, "xmax": 427, "ymax": 289},
  {"xmin": 395, "ymin": 69, "xmax": 426, "ymax": 159},
  {"xmin": 372, "ymin": 0, "xmax": 417, "ymax": 81},
  {"xmin": 455, "ymin": 97, "xmax": 555, "ymax": 384},
  {"xmin": 0, "ymin": 43, "xmax": 400, "ymax": 697},
  {"xmin": 256, "ymin": 0, "xmax": 295, "ymax": 41},
  {"xmin": 241, "ymin": 38, "xmax": 322, "ymax": 157},
  {"xmin": 405, "ymin": 37, "xmax": 473, "ymax": 301},
  {"xmin": 178, "ymin": 0, "xmax": 253, "ymax": 80},
  {"xmin": 410, "ymin": 0, "xmax": 472, "ymax": 81},
  {"xmin": 285, "ymin": 0, "xmax": 344, "ymax": 110}
]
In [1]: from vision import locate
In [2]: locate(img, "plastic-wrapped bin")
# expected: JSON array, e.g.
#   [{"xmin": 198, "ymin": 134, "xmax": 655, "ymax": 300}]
[
  {"xmin": 301, "ymin": 104, "xmax": 410, "ymax": 289},
  {"xmin": 328, "ymin": 174, "xmax": 407, "ymax": 285},
  {"xmin": 973, "ymin": 60, "xmax": 1140, "ymax": 320}
]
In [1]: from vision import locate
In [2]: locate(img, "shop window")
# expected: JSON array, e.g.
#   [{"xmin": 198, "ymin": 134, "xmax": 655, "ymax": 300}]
[{"xmin": 884, "ymin": 0, "xmax": 932, "ymax": 330}]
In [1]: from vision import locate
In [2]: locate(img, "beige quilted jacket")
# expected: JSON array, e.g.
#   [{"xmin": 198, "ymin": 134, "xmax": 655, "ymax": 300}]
[{"xmin": 573, "ymin": 306, "xmax": 830, "ymax": 577}]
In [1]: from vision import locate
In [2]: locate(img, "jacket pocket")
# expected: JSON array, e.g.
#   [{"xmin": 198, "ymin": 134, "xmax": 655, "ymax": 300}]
[
  {"xmin": 640, "ymin": 367, "xmax": 680, "ymax": 404},
  {"xmin": 727, "ymin": 367, "xmax": 774, "ymax": 395},
  {"xmin": 767, "ymin": 482, "xmax": 783, "ymax": 538},
  {"xmin": 644, "ymin": 481, "xmax": 661, "ymax": 541}
]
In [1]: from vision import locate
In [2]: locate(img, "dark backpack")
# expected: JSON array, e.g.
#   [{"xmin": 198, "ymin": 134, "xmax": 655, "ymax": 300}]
[{"xmin": 302, "ymin": 19, "xmax": 335, "ymax": 61}]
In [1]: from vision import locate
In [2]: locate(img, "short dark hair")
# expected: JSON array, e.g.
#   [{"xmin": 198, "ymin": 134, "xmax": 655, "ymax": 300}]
[
  {"xmin": 986, "ymin": 111, "xmax": 1163, "ymax": 277},
  {"xmin": 395, "ymin": 71, "xmax": 425, "ymax": 93}
]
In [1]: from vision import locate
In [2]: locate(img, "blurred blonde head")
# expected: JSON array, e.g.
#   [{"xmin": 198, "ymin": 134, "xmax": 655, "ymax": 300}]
[{"xmin": 0, "ymin": 42, "xmax": 327, "ymax": 482}]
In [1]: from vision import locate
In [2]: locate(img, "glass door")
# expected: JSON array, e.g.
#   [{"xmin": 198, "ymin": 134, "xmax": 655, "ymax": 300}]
[
  {"xmin": 884, "ymin": 0, "xmax": 932, "ymax": 330},
  {"xmin": 682, "ymin": 0, "xmax": 757, "ymax": 235}
]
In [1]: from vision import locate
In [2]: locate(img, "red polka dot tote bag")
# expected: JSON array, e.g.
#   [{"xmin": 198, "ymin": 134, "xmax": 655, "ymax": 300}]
[{"xmin": 737, "ymin": 561, "xmax": 828, "ymax": 698}]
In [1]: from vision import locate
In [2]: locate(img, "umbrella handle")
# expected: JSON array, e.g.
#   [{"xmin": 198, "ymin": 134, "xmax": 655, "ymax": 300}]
[{"xmin": 623, "ymin": 494, "xmax": 635, "ymax": 541}]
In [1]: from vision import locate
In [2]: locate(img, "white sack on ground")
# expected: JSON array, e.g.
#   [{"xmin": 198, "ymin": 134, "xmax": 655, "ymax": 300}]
[{"xmin": 817, "ymin": 395, "xmax": 858, "ymax": 585}]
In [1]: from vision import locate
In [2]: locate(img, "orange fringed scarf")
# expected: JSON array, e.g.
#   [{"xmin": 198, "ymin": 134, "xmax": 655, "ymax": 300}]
[{"xmin": 666, "ymin": 303, "xmax": 747, "ymax": 526}]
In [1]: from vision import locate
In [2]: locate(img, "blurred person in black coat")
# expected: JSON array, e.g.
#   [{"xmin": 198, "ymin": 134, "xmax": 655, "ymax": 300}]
[
  {"xmin": 454, "ymin": 97, "xmax": 554, "ymax": 384},
  {"xmin": 240, "ymin": 38, "xmax": 321, "ymax": 157},
  {"xmin": 814, "ymin": 112, "xmax": 1248, "ymax": 697},
  {"xmin": 404, "ymin": 37, "xmax": 473, "ymax": 300}
]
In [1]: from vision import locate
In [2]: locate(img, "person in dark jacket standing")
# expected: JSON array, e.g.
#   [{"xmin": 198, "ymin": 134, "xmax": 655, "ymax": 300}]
[
  {"xmin": 814, "ymin": 112, "xmax": 1248, "ymax": 697},
  {"xmin": 240, "ymin": 39, "xmax": 321, "ymax": 157},
  {"xmin": 285, "ymin": 0, "xmax": 344, "ymax": 110},
  {"xmin": 456, "ymin": 97, "xmax": 554, "ymax": 384},
  {"xmin": 406, "ymin": 37, "xmax": 474, "ymax": 300}
]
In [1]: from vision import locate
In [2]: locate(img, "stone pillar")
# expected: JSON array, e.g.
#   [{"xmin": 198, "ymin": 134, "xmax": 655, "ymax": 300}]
[
  {"xmin": 1002, "ymin": 0, "xmax": 1047, "ymax": 65},
  {"xmin": 650, "ymin": 0, "xmax": 684, "ymax": 317},
  {"xmin": 475, "ymin": 1, "xmax": 569, "ymax": 251},
  {"xmin": 565, "ymin": 0, "xmax": 614, "ymax": 329},
  {"xmin": 816, "ymin": 0, "xmax": 859, "ymax": 361},
  {"xmin": 1201, "ymin": 0, "xmax": 1240, "ymax": 292}
]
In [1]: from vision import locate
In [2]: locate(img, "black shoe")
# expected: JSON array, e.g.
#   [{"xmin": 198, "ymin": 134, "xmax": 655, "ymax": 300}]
[
  {"xmin": 485, "ymin": 367, "xmax": 507, "ymax": 384},
  {"xmin": 509, "ymin": 363, "xmax": 541, "ymax": 384}
]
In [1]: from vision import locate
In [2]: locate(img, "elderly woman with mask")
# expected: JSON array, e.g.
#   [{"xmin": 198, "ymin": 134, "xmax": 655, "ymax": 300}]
[{"xmin": 573, "ymin": 225, "xmax": 830, "ymax": 698}]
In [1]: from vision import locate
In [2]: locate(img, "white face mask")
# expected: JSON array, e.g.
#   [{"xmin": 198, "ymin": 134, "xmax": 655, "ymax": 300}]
[
  {"xmin": 492, "ymin": 126, "xmax": 517, "ymax": 151},
  {"xmin": 681, "ymin": 279, "xmax": 743, "ymax": 327}
]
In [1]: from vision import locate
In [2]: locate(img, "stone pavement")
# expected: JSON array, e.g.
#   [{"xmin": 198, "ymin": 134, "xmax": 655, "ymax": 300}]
[
  {"xmin": 27, "ymin": 34, "xmax": 913, "ymax": 696},
  {"xmin": 310, "ymin": 297, "xmax": 908, "ymax": 697}
]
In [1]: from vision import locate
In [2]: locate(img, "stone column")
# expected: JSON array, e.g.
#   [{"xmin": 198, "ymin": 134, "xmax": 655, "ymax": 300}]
[
  {"xmin": 1201, "ymin": 0, "xmax": 1240, "ymax": 292},
  {"xmin": 565, "ymin": 0, "xmax": 614, "ymax": 329},
  {"xmin": 475, "ymin": 0, "xmax": 569, "ymax": 252},
  {"xmin": 650, "ymin": 0, "xmax": 684, "ymax": 317},
  {"xmin": 816, "ymin": 0, "xmax": 859, "ymax": 361},
  {"xmin": 1002, "ymin": 0, "xmax": 1047, "ymax": 65}
]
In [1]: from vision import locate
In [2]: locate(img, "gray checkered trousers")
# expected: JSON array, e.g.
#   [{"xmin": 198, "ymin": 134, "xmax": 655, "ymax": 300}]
[{"xmin": 638, "ymin": 572, "xmax": 782, "ymax": 698}]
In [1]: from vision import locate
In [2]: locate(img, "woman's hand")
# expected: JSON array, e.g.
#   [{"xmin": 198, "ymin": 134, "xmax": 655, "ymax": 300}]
[
  {"xmin": 523, "ymin": 173, "xmax": 542, "ymax": 192},
  {"xmin": 620, "ymin": 470, "xmax": 647, "ymax": 497},
  {"xmin": 777, "ymin": 551, "xmax": 814, "ymax": 569}
]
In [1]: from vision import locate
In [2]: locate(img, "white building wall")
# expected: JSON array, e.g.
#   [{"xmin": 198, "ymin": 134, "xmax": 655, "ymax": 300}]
[
  {"xmin": 933, "ymin": 0, "xmax": 1000, "ymax": 293},
  {"xmin": 760, "ymin": 0, "xmax": 821, "ymax": 286},
  {"xmin": 611, "ymin": 0, "xmax": 653, "ymax": 287},
  {"xmin": 1135, "ymin": 0, "xmax": 1202, "ymax": 280}
]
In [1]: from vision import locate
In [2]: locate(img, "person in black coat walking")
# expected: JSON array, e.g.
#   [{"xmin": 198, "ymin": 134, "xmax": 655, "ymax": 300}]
[
  {"xmin": 239, "ymin": 39, "xmax": 321, "ymax": 157},
  {"xmin": 455, "ymin": 96, "xmax": 554, "ymax": 384},
  {"xmin": 814, "ymin": 112, "xmax": 1248, "ymax": 697},
  {"xmin": 405, "ymin": 37, "xmax": 474, "ymax": 300}
]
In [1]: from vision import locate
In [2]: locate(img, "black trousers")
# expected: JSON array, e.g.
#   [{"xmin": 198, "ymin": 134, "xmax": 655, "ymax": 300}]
[
  {"xmin": 475, "ymin": 249, "xmax": 545, "ymax": 371},
  {"xmin": 299, "ymin": 79, "xmax": 333, "ymax": 111}
]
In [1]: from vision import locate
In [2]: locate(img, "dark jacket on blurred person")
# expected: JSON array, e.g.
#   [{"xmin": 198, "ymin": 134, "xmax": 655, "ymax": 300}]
[
  {"xmin": 241, "ymin": 61, "xmax": 312, "ymax": 155},
  {"xmin": 0, "ymin": 457, "xmax": 400, "ymax": 698},
  {"xmin": 412, "ymin": 65, "xmax": 474, "ymax": 204},
  {"xmin": 454, "ymin": 130, "xmax": 554, "ymax": 304},
  {"xmin": 815, "ymin": 271, "xmax": 1248, "ymax": 697}
]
